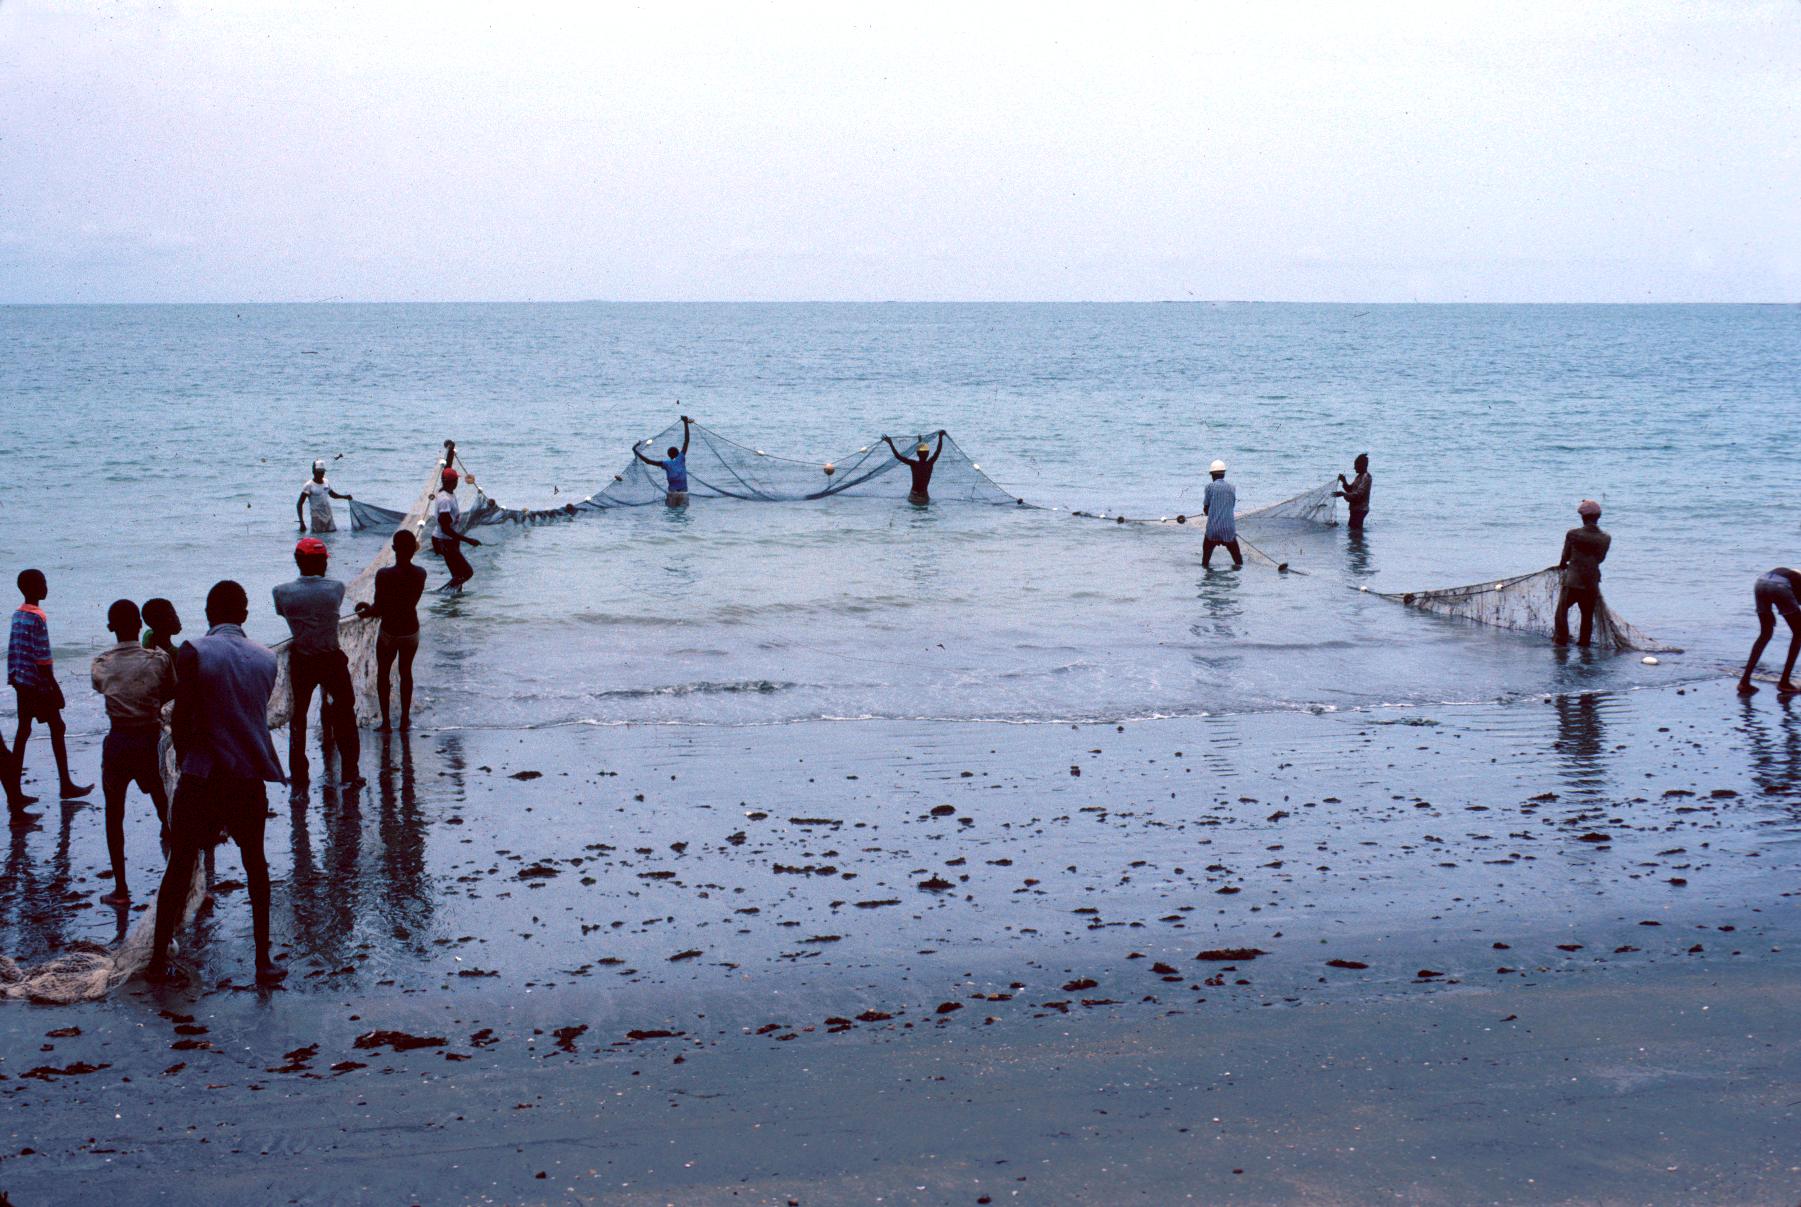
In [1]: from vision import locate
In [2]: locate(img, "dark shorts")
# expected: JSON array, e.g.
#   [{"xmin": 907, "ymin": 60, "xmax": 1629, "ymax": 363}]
[
  {"xmin": 1756, "ymin": 573, "xmax": 1801, "ymax": 625},
  {"xmin": 377, "ymin": 631, "xmax": 420, "ymax": 658},
  {"xmin": 665, "ymin": 490, "xmax": 689, "ymax": 508},
  {"xmin": 102, "ymin": 728, "xmax": 163, "ymax": 798},
  {"xmin": 12, "ymin": 684, "xmax": 59, "ymax": 723},
  {"xmin": 169, "ymin": 773, "xmax": 268, "ymax": 850}
]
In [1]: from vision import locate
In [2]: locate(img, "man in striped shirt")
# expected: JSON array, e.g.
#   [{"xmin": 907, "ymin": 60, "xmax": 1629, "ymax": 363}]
[{"xmin": 9, "ymin": 569, "xmax": 91, "ymax": 803}]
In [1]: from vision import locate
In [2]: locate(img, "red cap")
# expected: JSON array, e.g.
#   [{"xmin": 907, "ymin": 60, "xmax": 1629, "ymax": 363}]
[
  {"xmin": 295, "ymin": 537, "xmax": 329, "ymax": 557},
  {"xmin": 441, "ymin": 467, "xmax": 460, "ymax": 485}
]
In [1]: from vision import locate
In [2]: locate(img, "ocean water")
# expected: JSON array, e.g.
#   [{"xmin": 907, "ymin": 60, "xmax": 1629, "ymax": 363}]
[{"xmin": 2, "ymin": 302, "xmax": 1796, "ymax": 732}]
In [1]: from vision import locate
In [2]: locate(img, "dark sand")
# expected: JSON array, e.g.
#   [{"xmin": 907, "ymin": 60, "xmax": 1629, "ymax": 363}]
[{"xmin": 2, "ymin": 677, "xmax": 1797, "ymax": 1203}]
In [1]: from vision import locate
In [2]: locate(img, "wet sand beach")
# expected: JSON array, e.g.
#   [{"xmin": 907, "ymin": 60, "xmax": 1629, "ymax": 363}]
[{"xmin": 2, "ymin": 676, "xmax": 1796, "ymax": 1203}]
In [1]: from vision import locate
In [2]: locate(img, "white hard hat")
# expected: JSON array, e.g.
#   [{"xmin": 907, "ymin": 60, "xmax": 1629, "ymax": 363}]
[{"xmin": 1210, "ymin": 460, "xmax": 1227, "ymax": 473}]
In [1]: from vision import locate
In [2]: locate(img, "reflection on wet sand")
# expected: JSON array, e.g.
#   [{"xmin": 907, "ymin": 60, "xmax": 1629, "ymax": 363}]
[
  {"xmin": 281, "ymin": 732, "xmax": 438, "ymax": 974},
  {"xmin": 1738, "ymin": 696, "xmax": 1801, "ymax": 801},
  {"xmin": 1552, "ymin": 691, "xmax": 1610, "ymax": 800}
]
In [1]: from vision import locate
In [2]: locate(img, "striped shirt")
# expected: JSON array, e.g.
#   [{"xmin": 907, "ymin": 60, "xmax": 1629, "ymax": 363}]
[
  {"xmin": 7, "ymin": 604, "xmax": 52, "ymax": 691},
  {"xmin": 1202, "ymin": 480, "xmax": 1237, "ymax": 542}
]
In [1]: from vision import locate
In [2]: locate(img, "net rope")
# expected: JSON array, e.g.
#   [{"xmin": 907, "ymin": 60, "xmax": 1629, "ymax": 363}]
[{"xmin": 1, "ymin": 450, "xmax": 451, "ymax": 1003}]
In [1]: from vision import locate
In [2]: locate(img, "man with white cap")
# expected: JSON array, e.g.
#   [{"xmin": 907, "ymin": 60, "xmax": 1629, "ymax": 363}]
[
  {"xmin": 1554, "ymin": 499, "xmax": 1611, "ymax": 646},
  {"xmin": 273, "ymin": 536, "xmax": 362, "ymax": 786},
  {"xmin": 1201, "ymin": 460, "xmax": 1241, "ymax": 569},
  {"xmin": 296, "ymin": 459, "xmax": 351, "ymax": 533}
]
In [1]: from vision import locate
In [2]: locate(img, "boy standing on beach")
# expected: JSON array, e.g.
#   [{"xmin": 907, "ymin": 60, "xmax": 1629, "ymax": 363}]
[
  {"xmin": 90, "ymin": 599, "xmax": 175, "ymax": 904},
  {"xmin": 9, "ymin": 569, "xmax": 92, "ymax": 802},
  {"xmin": 1201, "ymin": 461, "xmax": 1242, "ymax": 569}
]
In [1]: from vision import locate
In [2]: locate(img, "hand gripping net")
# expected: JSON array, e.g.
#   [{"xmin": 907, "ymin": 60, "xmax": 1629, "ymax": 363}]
[
  {"xmin": 1, "ymin": 452, "xmax": 453, "ymax": 1003},
  {"xmin": 1373, "ymin": 566, "xmax": 1680, "ymax": 654}
]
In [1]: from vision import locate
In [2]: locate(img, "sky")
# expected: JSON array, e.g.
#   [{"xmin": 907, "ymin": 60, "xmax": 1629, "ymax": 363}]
[{"xmin": 2, "ymin": 0, "xmax": 1797, "ymax": 303}]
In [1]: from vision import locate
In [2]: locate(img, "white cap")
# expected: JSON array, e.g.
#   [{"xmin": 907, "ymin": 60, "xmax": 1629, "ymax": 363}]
[{"xmin": 1210, "ymin": 459, "xmax": 1227, "ymax": 473}]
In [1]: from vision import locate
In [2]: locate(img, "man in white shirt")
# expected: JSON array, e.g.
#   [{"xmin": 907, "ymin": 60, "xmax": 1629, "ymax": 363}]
[
  {"xmin": 431, "ymin": 467, "xmax": 481, "ymax": 592},
  {"xmin": 296, "ymin": 459, "xmax": 351, "ymax": 533}
]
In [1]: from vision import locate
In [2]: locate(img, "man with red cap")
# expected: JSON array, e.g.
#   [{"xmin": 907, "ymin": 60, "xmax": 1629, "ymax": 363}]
[
  {"xmin": 1554, "ymin": 499, "xmax": 1611, "ymax": 646},
  {"xmin": 272, "ymin": 536, "xmax": 362, "ymax": 786},
  {"xmin": 431, "ymin": 466, "xmax": 481, "ymax": 592}
]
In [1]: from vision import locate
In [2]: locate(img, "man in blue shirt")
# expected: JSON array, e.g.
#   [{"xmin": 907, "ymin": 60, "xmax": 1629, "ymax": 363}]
[
  {"xmin": 146, "ymin": 579, "xmax": 289, "ymax": 986},
  {"xmin": 1201, "ymin": 460, "xmax": 1242, "ymax": 569},
  {"xmin": 633, "ymin": 414, "xmax": 693, "ymax": 507},
  {"xmin": 9, "ymin": 568, "xmax": 92, "ymax": 804}
]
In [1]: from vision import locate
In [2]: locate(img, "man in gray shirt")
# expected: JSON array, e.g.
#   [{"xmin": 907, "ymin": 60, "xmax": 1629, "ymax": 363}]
[
  {"xmin": 273, "ymin": 537, "xmax": 361, "ymax": 787},
  {"xmin": 147, "ymin": 580, "xmax": 289, "ymax": 985}
]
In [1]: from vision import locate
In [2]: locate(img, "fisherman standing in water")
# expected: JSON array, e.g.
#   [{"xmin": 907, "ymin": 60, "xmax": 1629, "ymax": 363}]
[
  {"xmin": 296, "ymin": 459, "xmax": 352, "ymax": 533},
  {"xmin": 634, "ymin": 415, "xmax": 693, "ymax": 507},
  {"xmin": 1201, "ymin": 460, "xmax": 1242, "ymax": 569},
  {"xmin": 432, "ymin": 467, "xmax": 482, "ymax": 591},
  {"xmin": 1335, "ymin": 453, "xmax": 1373, "ymax": 532},
  {"xmin": 1553, "ymin": 499, "xmax": 1611, "ymax": 646},
  {"xmin": 883, "ymin": 431, "xmax": 945, "ymax": 505},
  {"xmin": 1737, "ymin": 567, "xmax": 1801, "ymax": 696}
]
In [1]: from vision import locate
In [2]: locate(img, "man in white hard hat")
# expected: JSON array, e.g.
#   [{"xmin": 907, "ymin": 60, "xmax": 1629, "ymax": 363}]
[{"xmin": 1201, "ymin": 460, "xmax": 1241, "ymax": 569}]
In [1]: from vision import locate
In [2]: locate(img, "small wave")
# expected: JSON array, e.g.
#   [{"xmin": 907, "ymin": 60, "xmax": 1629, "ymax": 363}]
[{"xmin": 584, "ymin": 679, "xmax": 797, "ymax": 701}]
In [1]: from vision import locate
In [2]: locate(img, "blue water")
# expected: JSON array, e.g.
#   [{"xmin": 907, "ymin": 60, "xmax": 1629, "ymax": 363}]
[{"xmin": 2, "ymin": 303, "xmax": 1797, "ymax": 730}]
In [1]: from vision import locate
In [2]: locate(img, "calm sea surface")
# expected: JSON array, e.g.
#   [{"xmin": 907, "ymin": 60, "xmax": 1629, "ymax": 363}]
[{"xmin": 2, "ymin": 303, "xmax": 1796, "ymax": 731}]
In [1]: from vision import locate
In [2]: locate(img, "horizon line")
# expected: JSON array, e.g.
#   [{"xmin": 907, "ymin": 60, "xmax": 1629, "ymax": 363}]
[{"xmin": 2, "ymin": 298, "xmax": 1796, "ymax": 307}]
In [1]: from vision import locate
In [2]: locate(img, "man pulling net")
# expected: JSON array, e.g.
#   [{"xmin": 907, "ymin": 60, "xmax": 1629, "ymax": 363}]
[
  {"xmin": 633, "ymin": 415, "xmax": 693, "ymax": 507},
  {"xmin": 884, "ymin": 431, "xmax": 945, "ymax": 505}
]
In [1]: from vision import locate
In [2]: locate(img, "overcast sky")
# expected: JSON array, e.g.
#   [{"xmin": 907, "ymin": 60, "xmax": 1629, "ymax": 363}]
[{"xmin": 2, "ymin": 1, "xmax": 1797, "ymax": 303}]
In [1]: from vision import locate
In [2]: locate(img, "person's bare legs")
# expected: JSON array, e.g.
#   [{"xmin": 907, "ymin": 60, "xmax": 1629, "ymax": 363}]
[
  {"xmin": 1741, "ymin": 615, "xmax": 1776, "ymax": 694},
  {"xmin": 241, "ymin": 840, "xmax": 284, "ymax": 983},
  {"xmin": 397, "ymin": 640, "xmax": 417, "ymax": 729},
  {"xmin": 147, "ymin": 837, "xmax": 200, "ymax": 981},
  {"xmin": 1780, "ymin": 615, "xmax": 1801, "ymax": 694},
  {"xmin": 375, "ymin": 642, "xmax": 396, "ymax": 731},
  {"xmin": 101, "ymin": 759, "xmax": 130, "ymax": 904},
  {"xmin": 289, "ymin": 663, "xmax": 318, "ymax": 782},
  {"xmin": 2, "ymin": 730, "xmax": 36, "ymax": 813}
]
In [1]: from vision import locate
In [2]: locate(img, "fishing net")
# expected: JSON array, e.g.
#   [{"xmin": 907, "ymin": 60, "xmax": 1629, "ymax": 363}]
[
  {"xmin": 353, "ymin": 423, "xmax": 1025, "ymax": 528},
  {"xmin": 1241, "ymin": 478, "xmax": 1340, "ymax": 526},
  {"xmin": 2, "ymin": 449, "xmax": 452, "ymax": 1003},
  {"xmin": 1372, "ymin": 566, "xmax": 1680, "ymax": 653}
]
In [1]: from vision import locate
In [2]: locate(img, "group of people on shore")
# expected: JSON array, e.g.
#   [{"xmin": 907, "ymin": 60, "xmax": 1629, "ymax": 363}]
[{"xmin": 2, "ymin": 506, "xmax": 441, "ymax": 983}]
